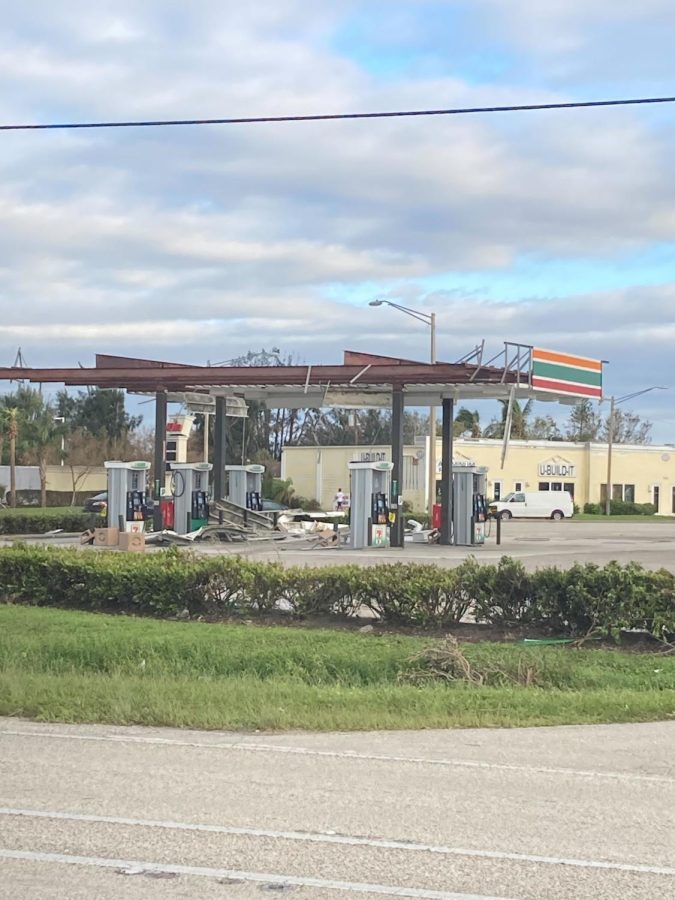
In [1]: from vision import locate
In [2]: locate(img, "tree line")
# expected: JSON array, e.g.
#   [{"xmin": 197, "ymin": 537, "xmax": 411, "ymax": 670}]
[{"xmin": 0, "ymin": 386, "xmax": 148, "ymax": 507}]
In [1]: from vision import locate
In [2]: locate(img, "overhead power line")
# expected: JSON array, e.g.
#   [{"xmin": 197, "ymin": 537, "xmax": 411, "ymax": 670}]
[{"xmin": 1, "ymin": 95, "xmax": 674, "ymax": 132}]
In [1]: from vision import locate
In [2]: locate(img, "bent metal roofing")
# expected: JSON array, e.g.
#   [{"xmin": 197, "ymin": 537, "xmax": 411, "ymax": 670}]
[{"xmin": 0, "ymin": 350, "xmax": 597, "ymax": 408}]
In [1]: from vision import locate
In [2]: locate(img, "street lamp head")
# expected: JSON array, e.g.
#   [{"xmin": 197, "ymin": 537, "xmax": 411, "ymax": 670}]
[
  {"xmin": 615, "ymin": 385, "xmax": 669, "ymax": 404},
  {"xmin": 369, "ymin": 299, "xmax": 384, "ymax": 307}
]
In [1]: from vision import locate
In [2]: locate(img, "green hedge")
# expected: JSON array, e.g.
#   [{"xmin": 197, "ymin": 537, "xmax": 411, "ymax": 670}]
[
  {"xmin": 583, "ymin": 501, "xmax": 657, "ymax": 516},
  {"xmin": 0, "ymin": 546, "xmax": 673, "ymax": 639},
  {"xmin": 0, "ymin": 510, "xmax": 95, "ymax": 535}
]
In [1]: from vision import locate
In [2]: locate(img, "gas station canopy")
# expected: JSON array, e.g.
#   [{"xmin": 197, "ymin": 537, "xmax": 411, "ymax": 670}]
[
  {"xmin": 0, "ymin": 343, "xmax": 605, "ymax": 549},
  {"xmin": 0, "ymin": 345, "xmax": 599, "ymax": 408}
]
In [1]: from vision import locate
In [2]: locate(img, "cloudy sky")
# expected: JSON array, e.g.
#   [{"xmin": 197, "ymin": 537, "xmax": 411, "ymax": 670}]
[{"xmin": 1, "ymin": 1, "xmax": 674, "ymax": 437}]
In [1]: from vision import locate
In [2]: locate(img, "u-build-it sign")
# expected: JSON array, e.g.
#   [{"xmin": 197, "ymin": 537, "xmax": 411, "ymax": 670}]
[{"xmin": 538, "ymin": 462, "xmax": 576, "ymax": 478}]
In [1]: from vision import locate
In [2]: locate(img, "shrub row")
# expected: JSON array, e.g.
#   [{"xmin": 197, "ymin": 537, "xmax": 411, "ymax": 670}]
[
  {"xmin": 0, "ymin": 546, "xmax": 673, "ymax": 639},
  {"xmin": 0, "ymin": 510, "xmax": 95, "ymax": 535},
  {"xmin": 583, "ymin": 501, "xmax": 657, "ymax": 516}
]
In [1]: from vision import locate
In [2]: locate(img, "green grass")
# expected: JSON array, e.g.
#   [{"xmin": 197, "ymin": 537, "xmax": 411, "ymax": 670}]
[{"xmin": 1, "ymin": 605, "xmax": 673, "ymax": 731}]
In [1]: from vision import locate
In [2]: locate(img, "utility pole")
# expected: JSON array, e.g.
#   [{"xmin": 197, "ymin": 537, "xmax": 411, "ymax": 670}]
[{"xmin": 604, "ymin": 395, "xmax": 615, "ymax": 516}]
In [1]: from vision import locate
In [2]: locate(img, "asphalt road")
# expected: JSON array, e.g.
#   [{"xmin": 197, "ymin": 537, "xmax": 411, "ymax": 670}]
[{"xmin": 1, "ymin": 718, "xmax": 673, "ymax": 899}]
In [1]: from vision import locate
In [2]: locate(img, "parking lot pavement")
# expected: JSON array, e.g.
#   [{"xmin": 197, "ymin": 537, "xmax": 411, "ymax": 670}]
[
  {"xmin": 3, "ymin": 519, "xmax": 675, "ymax": 572},
  {"xmin": 215, "ymin": 518, "xmax": 675, "ymax": 572},
  {"xmin": 1, "ymin": 718, "xmax": 674, "ymax": 899}
]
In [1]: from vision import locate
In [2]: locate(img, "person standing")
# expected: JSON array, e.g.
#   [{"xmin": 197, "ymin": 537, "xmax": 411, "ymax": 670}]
[{"xmin": 334, "ymin": 488, "xmax": 345, "ymax": 511}]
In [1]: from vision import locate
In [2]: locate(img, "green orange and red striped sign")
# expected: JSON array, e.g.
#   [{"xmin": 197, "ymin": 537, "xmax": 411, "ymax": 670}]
[{"xmin": 531, "ymin": 348, "xmax": 603, "ymax": 399}]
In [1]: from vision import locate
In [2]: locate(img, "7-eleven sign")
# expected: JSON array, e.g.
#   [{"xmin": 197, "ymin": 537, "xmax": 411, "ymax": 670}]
[{"xmin": 531, "ymin": 348, "xmax": 603, "ymax": 399}]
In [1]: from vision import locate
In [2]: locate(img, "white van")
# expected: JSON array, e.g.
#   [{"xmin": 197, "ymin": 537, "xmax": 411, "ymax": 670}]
[{"xmin": 490, "ymin": 491, "xmax": 574, "ymax": 521}]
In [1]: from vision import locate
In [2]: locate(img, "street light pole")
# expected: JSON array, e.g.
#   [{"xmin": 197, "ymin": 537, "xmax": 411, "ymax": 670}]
[
  {"xmin": 53, "ymin": 416, "xmax": 66, "ymax": 466},
  {"xmin": 369, "ymin": 299, "xmax": 437, "ymax": 515},
  {"xmin": 604, "ymin": 386, "xmax": 666, "ymax": 516},
  {"xmin": 428, "ymin": 312, "xmax": 437, "ymax": 519}
]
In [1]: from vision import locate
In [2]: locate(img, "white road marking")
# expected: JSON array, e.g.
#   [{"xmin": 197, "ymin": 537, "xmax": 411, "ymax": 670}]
[
  {"xmin": 0, "ymin": 848, "xmax": 513, "ymax": 900},
  {"xmin": 1, "ymin": 806, "xmax": 673, "ymax": 878},
  {"xmin": 1, "ymin": 726, "xmax": 672, "ymax": 784}
]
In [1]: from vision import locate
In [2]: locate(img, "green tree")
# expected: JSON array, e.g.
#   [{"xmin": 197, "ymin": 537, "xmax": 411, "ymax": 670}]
[
  {"xmin": 484, "ymin": 399, "xmax": 533, "ymax": 440},
  {"xmin": 563, "ymin": 400, "xmax": 651, "ymax": 444},
  {"xmin": 601, "ymin": 408, "xmax": 652, "ymax": 444},
  {"xmin": 22, "ymin": 406, "xmax": 66, "ymax": 507},
  {"xmin": 564, "ymin": 400, "xmax": 601, "ymax": 442},
  {"xmin": 454, "ymin": 408, "xmax": 481, "ymax": 437},
  {"xmin": 1, "ymin": 387, "xmax": 65, "ymax": 507},
  {"xmin": 528, "ymin": 415, "xmax": 563, "ymax": 441},
  {"xmin": 56, "ymin": 387, "xmax": 142, "ymax": 445}
]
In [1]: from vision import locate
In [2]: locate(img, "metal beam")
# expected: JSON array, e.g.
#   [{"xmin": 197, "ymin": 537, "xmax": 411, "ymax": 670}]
[
  {"xmin": 0, "ymin": 361, "xmax": 516, "ymax": 390},
  {"xmin": 152, "ymin": 392, "xmax": 167, "ymax": 531},
  {"xmin": 439, "ymin": 397, "xmax": 454, "ymax": 545},
  {"xmin": 390, "ymin": 387, "xmax": 404, "ymax": 549},
  {"xmin": 213, "ymin": 396, "xmax": 227, "ymax": 502}
]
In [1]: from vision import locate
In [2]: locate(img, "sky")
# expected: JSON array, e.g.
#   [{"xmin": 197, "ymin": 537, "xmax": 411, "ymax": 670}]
[{"xmin": 0, "ymin": 0, "xmax": 674, "ymax": 439}]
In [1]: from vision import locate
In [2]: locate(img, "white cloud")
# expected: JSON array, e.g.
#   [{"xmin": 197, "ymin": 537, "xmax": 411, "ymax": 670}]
[{"xmin": 0, "ymin": 2, "xmax": 674, "ymax": 434}]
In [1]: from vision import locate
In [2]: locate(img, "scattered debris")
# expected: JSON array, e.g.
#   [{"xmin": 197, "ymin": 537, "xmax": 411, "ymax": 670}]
[
  {"xmin": 359, "ymin": 624, "xmax": 375, "ymax": 634},
  {"xmin": 116, "ymin": 866, "xmax": 178, "ymax": 879}
]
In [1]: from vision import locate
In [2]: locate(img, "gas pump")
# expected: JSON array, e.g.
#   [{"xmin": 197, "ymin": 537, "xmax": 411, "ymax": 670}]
[
  {"xmin": 452, "ymin": 465, "xmax": 488, "ymax": 546},
  {"xmin": 347, "ymin": 460, "xmax": 394, "ymax": 549},
  {"xmin": 472, "ymin": 485, "xmax": 488, "ymax": 545},
  {"xmin": 170, "ymin": 462, "xmax": 213, "ymax": 534},
  {"xmin": 226, "ymin": 465, "xmax": 265, "ymax": 510},
  {"xmin": 104, "ymin": 461, "xmax": 151, "ymax": 532}
]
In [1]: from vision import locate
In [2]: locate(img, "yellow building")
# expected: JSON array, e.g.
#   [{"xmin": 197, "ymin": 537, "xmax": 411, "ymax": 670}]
[
  {"xmin": 0, "ymin": 464, "xmax": 107, "ymax": 504},
  {"xmin": 282, "ymin": 438, "xmax": 675, "ymax": 516}
]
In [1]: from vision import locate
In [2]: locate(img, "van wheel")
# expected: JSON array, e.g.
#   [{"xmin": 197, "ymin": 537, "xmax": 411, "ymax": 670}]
[
  {"xmin": 499, "ymin": 510, "xmax": 512, "ymax": 520},
  {"xmin": 551, "ymin": 510, "xmax": 565, "ymax": 521}
]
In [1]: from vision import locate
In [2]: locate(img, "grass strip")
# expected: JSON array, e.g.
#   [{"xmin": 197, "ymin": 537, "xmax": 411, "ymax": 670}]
[{"xmin": 1, "ymin": 606, "xmax": 673, "ymax": 731}]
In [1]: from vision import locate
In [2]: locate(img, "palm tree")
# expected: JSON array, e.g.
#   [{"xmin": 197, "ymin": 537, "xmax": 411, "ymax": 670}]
[
  {"xmin": 484, "ymin": 399, "xmax": 534, "ymax": 440},
  {"xmin": 23, "ymin": 407, "xmax": 64, "ymax": 508},
  {"xmin": 454, "ymin": 408, "xmax": 482, "ymax": 437}
]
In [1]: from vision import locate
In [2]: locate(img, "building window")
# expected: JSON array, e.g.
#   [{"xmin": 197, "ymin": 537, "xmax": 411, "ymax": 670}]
[
  {"xmin": 493, "ymin": 481, "xmax": 502, "ymax": 501},
  {"xmin": 538, "ymin": 482, "xmax": 550, "ymax": 491},
  {"xmin": 601, "ymin": 483, "xmax": 637, "ymax": 503},
  {"xmin": 514, "ymin": 482, "xmax": 523, "ymax": 492},
  {"xmin": 551, "ymin": 482, "xmax": 562, "ymax": 491},
  {"xmin": 653, "ymin": 486, "xmax": 660, "ymax": 512},
  {"xmin": 564, "ymin": 482, "xmax": 575, "ymax": 498},
  {"xmin": 672, "ymin": 486, "xmax": 675, "ymax": 515}
]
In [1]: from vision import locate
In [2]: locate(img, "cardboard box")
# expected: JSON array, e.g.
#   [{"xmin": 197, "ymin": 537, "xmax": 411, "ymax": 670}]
[
  {"xmin": 94, "ymin": 527, "xmax": 119, "ymax": 548},
  {"xmin": 119, "ymin": 532, "xmax": 146, "ymax": 553}
]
